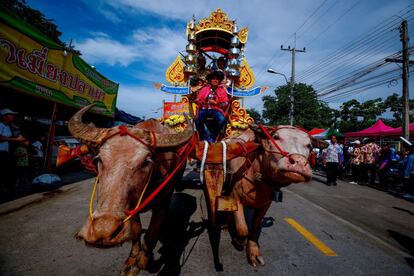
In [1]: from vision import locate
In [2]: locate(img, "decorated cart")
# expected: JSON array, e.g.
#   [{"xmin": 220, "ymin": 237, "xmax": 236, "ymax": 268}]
[{"xmin": 156, "ymin": 8, "xmax": 268, "ymax": 136}]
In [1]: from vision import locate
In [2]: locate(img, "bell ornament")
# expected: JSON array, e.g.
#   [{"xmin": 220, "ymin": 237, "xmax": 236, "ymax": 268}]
[
  {"xmin": 229, "ymin": 47, "xmax": 240, "ymax": 56},
  {"xmin": 231, "ymin": 36, "xmax": 240, "ymax": 47},
  {"xmin": 186, "ymin": 43, "xmax": 197, "ymax": 53},
  {"xmin": 185, "ymin": 54, "xmax": 196, "ymax": 64},
  {"xmin": 185, "ymin": 64, "xmax": 197, "ymax": 74},
  {"xmin": 232, "ymin": 21, "xmax": 239, "ymax": 34},
  {"xmin": 188, "ymin": 32, "xmax": 196, "ymax": 41},
  {"xmin": 227, "ymin": 58, "xmax": 240, "ymax": 68}
]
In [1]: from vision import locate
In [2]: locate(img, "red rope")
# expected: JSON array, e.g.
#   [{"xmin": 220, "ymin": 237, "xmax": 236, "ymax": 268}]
[
  {"xmin": 259, "ymin": 124, "xmax": 290, "ymax": 158},
  {"xmin": 124, "ymin": 135, "xmax": 196, "ymax": 218},
  {"xmin": 73, "ymin": 145, "xmax": 98, "ymax": 175}
]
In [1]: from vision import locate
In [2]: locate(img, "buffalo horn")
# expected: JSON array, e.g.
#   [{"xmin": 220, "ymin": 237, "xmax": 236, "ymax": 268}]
[{"xmin": 68, "ymin": 104, "xmax": 118, "ymax": 148}]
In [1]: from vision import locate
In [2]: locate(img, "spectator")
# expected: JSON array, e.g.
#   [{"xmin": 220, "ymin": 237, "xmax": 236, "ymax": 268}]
[
  {"xmin": 0, "ymin": 108, "xmax": 25, "ymax": 190},
  {"xmin": 378, "ymin": 143, "xmax": 392, "ymax": 189},
  {"xmin": 30, "ymin": 136, "xmax": 45, "ymax": 177},
  {"xmin": 349, "ymin": 140, "xmax": 363, "ymax": 185},
  {"xmin": 14, "ymin": 138, "xmax": 31, "ymax": 188},
  {"xmin": 361, "ymin": 138, "xmax": 381, "ymax": 185},
  {"xmin": 323, "ymin": 135, "xmax": 342, "ymax": 186},
  {"xmin": 402, "ymin": 145, "xmax": 414, "ymax": 199}
]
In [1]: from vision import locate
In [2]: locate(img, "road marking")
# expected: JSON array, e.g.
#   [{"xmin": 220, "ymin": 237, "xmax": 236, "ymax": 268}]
[
  {"xmin": 284, "ymin": 189, "xmax": 412, "ymax": 259},
  {"xmin": 284, "ymin": 217, "xmax": 338, "ymax": 256}
]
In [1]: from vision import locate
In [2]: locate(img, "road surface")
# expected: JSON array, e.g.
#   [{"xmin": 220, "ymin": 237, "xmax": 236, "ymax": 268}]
[{"xmin": 0, "ymin": 170, "xmax": 413, "ymax": 275}]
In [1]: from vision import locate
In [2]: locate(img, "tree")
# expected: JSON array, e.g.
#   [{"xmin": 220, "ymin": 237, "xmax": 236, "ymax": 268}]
[
  {"xmin": 384, "ymin": 93, "xmax": 414, "ymax": 127},
  {"xmin": 246, "ymin": 108, "xmax": 263, "ymax": 124},
  {"xmin": 262, "ymin": 83, "xmax": 334, "ymax": 129},
  {"xmin": 1, "ymin": 0, "xmax": 80, "ymax": 54}
]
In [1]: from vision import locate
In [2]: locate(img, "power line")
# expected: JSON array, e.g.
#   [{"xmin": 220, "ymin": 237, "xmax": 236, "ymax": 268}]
[
  {"xmin": 296, "ymin": 6, "xmax": 414, "ymax": 81},
  {"xmin": 254, "ymin": 0, "xmax": 331, "ymax": 84}
]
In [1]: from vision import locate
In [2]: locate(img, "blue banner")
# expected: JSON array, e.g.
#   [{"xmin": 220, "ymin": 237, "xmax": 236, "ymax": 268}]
[
  {"xmin": 226, "ymin": 86, "xmax": 268, "ymax": 97},
  {"xmin": 160, "ymin": 84, "xmax": 189, "ymax": 95}
]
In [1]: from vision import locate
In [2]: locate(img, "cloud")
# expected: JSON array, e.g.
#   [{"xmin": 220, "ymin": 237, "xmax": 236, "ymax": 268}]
[
  {"xmin": 75, "ymin": 36, "xmax": 140, "ymax": 66},
  {"xmin": 116, "ymin": 84, "xmax": 176, "ymax": 118},
  {"xmin": 75, "ymin": 27, "xmax": 186, "ymax": 67}
]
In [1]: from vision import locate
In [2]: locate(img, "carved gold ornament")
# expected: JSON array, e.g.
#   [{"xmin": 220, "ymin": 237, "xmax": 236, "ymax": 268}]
[
  {"xmin": 225, "ymin": 100, "xmax": 254, "ymax": 136},
  {"xmin": 165, "ymin": 54, "xmax": 186, "ymax": 85},
  {"xmin": 236, "ymin": 58, "xmax": 255, "ymax": 89},
  {"xmin": 195, "ymin": 8, "xmax": 248, "ymax": 43}
]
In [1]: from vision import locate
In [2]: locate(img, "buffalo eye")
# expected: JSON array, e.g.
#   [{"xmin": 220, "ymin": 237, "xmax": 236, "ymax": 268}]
[
  {"xmin": 272, "ymin": 134, "xmax": 280, "ymax": 140},
  {"xmin": 142, "ymin": 157, "xmax": 153, "ymax": 167}
]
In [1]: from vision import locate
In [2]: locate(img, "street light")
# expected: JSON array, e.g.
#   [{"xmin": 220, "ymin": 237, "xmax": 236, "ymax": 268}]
[{"xmin": 267, "ymin": 68, "xmax": 294, "ymax": 125}]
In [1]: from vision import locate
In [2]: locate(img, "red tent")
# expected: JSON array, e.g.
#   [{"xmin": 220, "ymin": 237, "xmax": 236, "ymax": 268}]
[
  {"xmin": 308, "ymin": 128, "xmax": 325, "ymax": 136},
  {"xmin": 345, "ymin": 119, "xmax": 398, "ymax": 137},
  {"xmin": 380, "ymin": 123, "xmax": 414, "ymax": 136}
]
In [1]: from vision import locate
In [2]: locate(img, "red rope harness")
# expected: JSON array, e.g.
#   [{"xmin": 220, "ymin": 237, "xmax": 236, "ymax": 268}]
[
  {"xmin": 74, "ymin": 125, "xmax": 156, "ymax": 175},
  {"xmin": 124, "ymin": 135, "xmax": 197, "ymax": 218},
  {"xmin": 258, "ymin": 124, "xmax": 290, "ymax": 159}
]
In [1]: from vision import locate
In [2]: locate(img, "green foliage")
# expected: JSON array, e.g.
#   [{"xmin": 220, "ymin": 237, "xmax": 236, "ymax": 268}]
[
  {"xmin": 262, "ymin": 83, "xmax": 335, "ymax": 129},
  {"xmin": 1, "ymin": 0, "xmax": 80, "ymax": 54},
  {"xmin": 337, "ymin": 95, "xmax": 413, "ymax": 132},
  {"xmin": 246, "ymin": 108, "xmax": 263, "ymax": 124}
]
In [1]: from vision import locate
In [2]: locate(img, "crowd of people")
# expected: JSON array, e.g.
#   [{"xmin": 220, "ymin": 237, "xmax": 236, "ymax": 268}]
[
  {"xmin": 310, "ymin": 135, "xmax": 414, "ymax": 198},
  {"xmin": 0, "ymin": 108, "xmax": 45, "ymax": 191}
]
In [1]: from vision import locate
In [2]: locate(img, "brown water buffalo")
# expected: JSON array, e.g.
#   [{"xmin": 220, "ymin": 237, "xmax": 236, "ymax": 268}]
[
  {"xmin": 69, "ymin": 105, "xmax": 193, "ymax": 275},
  {"xmin": 223, "ymin": 125, "xmax": 313, "ymax": 267}
]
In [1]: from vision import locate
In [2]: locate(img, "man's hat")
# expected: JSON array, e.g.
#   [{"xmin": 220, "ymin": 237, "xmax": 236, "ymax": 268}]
[
  {"xmin": 352, "ymin": 140, "xmax": 361, "ymax": 145},
  {"xmin": 0, "ymin": 108, "xmax": 18, "ymax": 116},
  {"xmin": 206, "ymin": 70, "xmax": 224, "ymax": 81}
]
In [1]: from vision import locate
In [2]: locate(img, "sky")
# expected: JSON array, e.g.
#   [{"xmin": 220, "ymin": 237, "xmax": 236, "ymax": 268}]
[{"xmin": 26, "ymin": 0, "xmax": 414, "ymax": 119}]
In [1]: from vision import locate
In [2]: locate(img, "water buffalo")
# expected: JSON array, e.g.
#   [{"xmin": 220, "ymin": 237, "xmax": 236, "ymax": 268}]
[
  {"xmin": 69, "ymin": 105, "xmax": 193, "ymax": 275},
  {"xmin": 223, "ymin": 125, "xmax": 313, "ymax": 267}
]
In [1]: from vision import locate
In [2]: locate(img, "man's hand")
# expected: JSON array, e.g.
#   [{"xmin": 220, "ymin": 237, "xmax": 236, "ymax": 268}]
[{"xmin": 208, "ymin": 99, "xmax": 217, "ymax": 105}]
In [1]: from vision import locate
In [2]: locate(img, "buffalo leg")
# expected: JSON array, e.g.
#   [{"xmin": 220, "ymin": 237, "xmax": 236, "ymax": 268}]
[
  {"xmin": 121, "ymin": 239, "xmax": 141, "ymax": 276},
  {"xmin": 246, "ymin": 203, "xmax": 270, "ymax": 267},
  {"xmin": 139, "ymin": 194, "xmax": 172, "ymax": 270},
  {"xmin": 232, "ymin": 198, "xmax": 248, "ymax": 250}
]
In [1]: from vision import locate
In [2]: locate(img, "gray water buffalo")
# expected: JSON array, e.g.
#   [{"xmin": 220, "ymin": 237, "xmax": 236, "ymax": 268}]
[{"xmin": 69, "ymin": 105, "xmax": 193, "ymax": 275}]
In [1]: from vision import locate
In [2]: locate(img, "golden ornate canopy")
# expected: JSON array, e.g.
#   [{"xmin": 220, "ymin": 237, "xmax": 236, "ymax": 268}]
[{"xmin": 194, "ymin": 8, "xmax": 248, "ymax": 44}]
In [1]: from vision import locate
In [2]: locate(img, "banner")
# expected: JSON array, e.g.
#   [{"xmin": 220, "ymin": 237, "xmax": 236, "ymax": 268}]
[
  {"xmin": 153, "ymin": 83, "xmax": 189, "ymax": 95},
  {"xmin": 226, "ymin": 86, "xmax": 268, "ymax": 97},
  {"xmin": 0, "ymin": 8, "xmax": 118, "ymax": 117},
  {"xmin": 163, "ymin": 101, "xmax": 189, "ymax": 119}
]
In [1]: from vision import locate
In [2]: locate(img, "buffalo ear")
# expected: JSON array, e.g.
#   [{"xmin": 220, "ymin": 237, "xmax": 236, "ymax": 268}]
[{"xmin": 311, "ymin": 137, "xmax": 329, "ymax": 149}]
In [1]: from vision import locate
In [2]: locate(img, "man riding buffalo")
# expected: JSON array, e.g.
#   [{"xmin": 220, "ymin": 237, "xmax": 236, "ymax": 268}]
[{"xmin": 195, "ymin": 70, "xmax": 229, "ymax": 142}]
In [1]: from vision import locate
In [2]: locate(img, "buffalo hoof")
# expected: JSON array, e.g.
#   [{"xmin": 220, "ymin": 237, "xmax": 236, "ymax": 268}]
[
  {"xmin": 120, "ymin": 264, "xmax": 140, "ymax": 276},
  {"xmin": 246, "ymin": 240, "xmax": 265, "ymax": 267},
  {"xmin": 137, "ymin": 251, "xmax": 151, "ymax": 270}
]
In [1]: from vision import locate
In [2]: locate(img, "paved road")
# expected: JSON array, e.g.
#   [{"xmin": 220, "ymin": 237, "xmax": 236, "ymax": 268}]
[{"xmin": 0, "ymin": 171, "xmax": 413, "ymax": 275}]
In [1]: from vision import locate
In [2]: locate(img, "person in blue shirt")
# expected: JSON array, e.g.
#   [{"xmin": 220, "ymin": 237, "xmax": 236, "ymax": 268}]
[{"xmin": 402, "ymin": 145, "xmax": 414, "ymax": 199}]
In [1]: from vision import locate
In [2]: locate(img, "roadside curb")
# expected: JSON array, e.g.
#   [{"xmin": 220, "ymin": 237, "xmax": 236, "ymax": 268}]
[{"xmin": 0, "ymin": 178, "xmax": 92, "ymax": 216}]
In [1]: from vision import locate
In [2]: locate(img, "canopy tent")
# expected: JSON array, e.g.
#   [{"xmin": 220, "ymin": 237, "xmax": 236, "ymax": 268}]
[
  {"xmin": 308, "ymin": 128, "xmax": 325, "ymax": 136},
  {"xmin": 345, "ymin": 119, "xmax": 398, "ymax": 137},
  {"xmin": 379, "ymin": 123, "xmax": 414, "ymax": 137}
]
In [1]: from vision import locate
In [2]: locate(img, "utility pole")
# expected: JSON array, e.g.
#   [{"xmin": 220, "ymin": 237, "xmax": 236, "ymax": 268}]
[
  {"xmin": 385, "ymin": 20, "xmax": 411, "ymax": 140},
  {"xmin": 401, "ymin": 20, "xmax": 410, "ymax": 140},
  {"xmin": 281, "ymin": 33, "xmax": 306, "ymax": 125}
]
